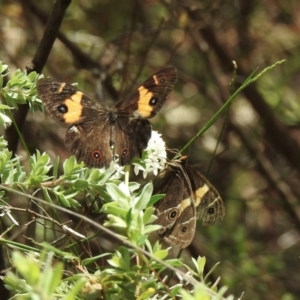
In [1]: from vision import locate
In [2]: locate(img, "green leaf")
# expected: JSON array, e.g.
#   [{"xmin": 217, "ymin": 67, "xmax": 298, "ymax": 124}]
[
  {"xmin": 48, "ymin": 262, "xmax": 64, "ymax": 295},
  {"xmin": 0, "ymin": 61, "xmax": 9, "ymax": 74},
  {"xmin": 63, "ymin": 156, "xmax": 76, "ymax": 175},
  {"xmin": 153, "ymin": 249, "xmax": 168, "ymax": 260},
  {"xmin": 82, "ymin": 253, "xmax": 111, "ymax": 266},
  {"xmin": 41, "ymin": 187, "xmax": 52, "ymax": 203},
  {"xmin": 53, "ymin": 156, "xmax": 60, "ymax": 180},
  {"xmin": 102, "ymin": 202, "xmax": 129, "ymax": 218},
  {"xmin": 56, "ymin": 192, "xmax": 71, "ymax": 207},
  {"xmin": 203, "ymin": 262, "xmax": 220, "ymax": 282},
  {"xmin": 137, "ymin": 287, "xmax": 155, "ymax": 300},
  {"xmin": 134, "ymin": 182, "xmax": 153, "ymax": 211},
  {"xmin": 40, "ymin": 252, "xmax": 56, "ymax": 295},
  {"xmin": 3, "ymin": 271, "xmax": 30, "ymax": 294},
  {"xmin": 64, "ymin": 278, "xmax": 87, "ymax": 300},
  {"xmin": 148, "ymin": 193, "xmax": 165, "ymax": 206},
  {"xmin": 12, "ymin": 252, "xmax": 40, "ymax": 286},
  {"xmin": 136, "ymin": 234, "xmax": 148, "ymax": 246},
  {"xmin": 41, "ymin": 242, "xmax": 80, "ymax": 263},
  {"xmin": 63, "ymin": 156, "xmax": 85, "ymax": 179},
  {"xmin": 27, "ymin": 151, "xmax": 52, "ymax": 184},
  {"xmin": 143, "ymin": 224, "xmax": 161, "ymax": 234},
  {"xmin": 106, "ymin": 182, "xmax": 130, "ymax": 208},
  {"xmin": 128, "ymin": 181, "xmax": 140, "ymax": 192},
  {"xmin": 105, "ymin": 214, "xmax": 128, "ymax": 228},
  {"xmin": 0, "ymin": 238, "xmax": 40, "ymax": 253},
  {"xmin": 197, "ymin": 256, "xmax": 206, "ymax": 275},
  {"xmin": 74, "ymin": 179, "xmax": 89, "ymax": 189},
  {"xmin": 143, "ymin": 206, "xmax": 156, "ymax": 224}
]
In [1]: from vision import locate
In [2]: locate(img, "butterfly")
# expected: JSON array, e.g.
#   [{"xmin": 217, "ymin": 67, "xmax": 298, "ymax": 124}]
[
  {"xmin": 36, "ymin": 67, "xmax": 177, "ymax": 168},
  {"xmin": 153, "ymin": 156, "xmax": 225, "ymax": 248}
]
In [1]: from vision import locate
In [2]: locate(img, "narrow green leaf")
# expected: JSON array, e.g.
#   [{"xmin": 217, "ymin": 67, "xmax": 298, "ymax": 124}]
[
  {"xmin": 40, "ymin": 253, "xmax": 54, "ymax": 295},
  {"xmin": 82, "ymin": 253, "xmax": 111, "ymax": 266},
  {"xmin": 148, "ymin": 193, "xmax": 165, "ymax": 206},
  {"xmin": 64, "ymin": 278, "xmax": 87, "ymax": 300},
  {"xmin": 56, "ymin": 193, "xmax": 71, "ymax": 207},
  {"xmin": 143, "ymin": 224, "xmax": 161, "ymax": 234},
  {"xmin": 49, "ymin": 262, "xmax": 64, "ymax": 295},
  {"xmin": 53, "ymin": 156, "xmax": 60, "ymax": 180}
]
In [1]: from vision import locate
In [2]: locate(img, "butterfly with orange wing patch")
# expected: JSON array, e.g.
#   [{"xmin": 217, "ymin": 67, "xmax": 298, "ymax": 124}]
[{"xmin": 37, "ymin": 67, "xmax": 177, "ymax": 168}]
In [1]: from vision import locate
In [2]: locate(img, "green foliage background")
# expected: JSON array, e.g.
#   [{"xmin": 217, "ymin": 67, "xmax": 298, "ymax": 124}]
[{"xmin": 1, "ymin": 0, "xmax": 300, "ymax": 299}]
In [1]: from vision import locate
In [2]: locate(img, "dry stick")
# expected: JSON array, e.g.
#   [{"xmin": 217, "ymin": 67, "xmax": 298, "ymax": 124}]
[
  {"xmin": 27, "ymin": 0, "xmax": 101, "ymax": 71},
  {"xmin": 2, "ymin": 2, "xmax": 71, "ymax": 299},
  {"xmin": 27, "ymin": 0, "xmax": 71, "ymax": 246},
  {"xmin": 5, "ymin": 0, "xmax": 71, "ymax": 155}
]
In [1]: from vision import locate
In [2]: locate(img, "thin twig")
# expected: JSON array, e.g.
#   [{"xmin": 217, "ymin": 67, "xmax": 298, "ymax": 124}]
[{"xmin": 5, "ymin": 0, "xmax": 72, "ymax": 155}]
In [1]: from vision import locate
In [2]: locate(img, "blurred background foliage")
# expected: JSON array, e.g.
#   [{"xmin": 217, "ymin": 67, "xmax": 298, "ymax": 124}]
[{"xmin": 1, "ymin": 0, "xmax": 300, "ymax": 299}]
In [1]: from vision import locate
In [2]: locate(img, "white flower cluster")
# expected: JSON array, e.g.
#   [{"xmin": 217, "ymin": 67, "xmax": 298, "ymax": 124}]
[
  {"xmin": 110, "ymin": 131, "xmax": 167, "ymax": 179},
  {"xmin": 133, "ymin": 131, "xmax": 167, "ymax": 178}
]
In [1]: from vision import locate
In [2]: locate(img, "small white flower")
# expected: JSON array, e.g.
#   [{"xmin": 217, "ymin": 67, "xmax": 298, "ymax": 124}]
[
  {"xmin": 110, "ymin": 161, "xmax": 125, "ymax": 180},
  {"xmin": 133, "ymin": 131, "xmax": 167, "ymax": 178}
]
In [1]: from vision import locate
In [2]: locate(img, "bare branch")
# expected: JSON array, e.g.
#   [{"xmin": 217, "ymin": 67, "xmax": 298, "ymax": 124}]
[{"xmin": 5, "ymin": 0, "xmax": 71, "ymax": 155}]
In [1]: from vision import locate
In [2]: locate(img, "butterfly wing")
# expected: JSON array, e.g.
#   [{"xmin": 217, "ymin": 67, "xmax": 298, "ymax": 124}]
[
  {"xmin": 37, "ymin": 79, "xmax": 113, "ymax": 168},
  {"xmin": 153, "ymin": 162, "xmax": 196, "ymax": 248},
  {"xmin": 153, "ymin": 158, "xmax": 225, "ymax": 248},
  {"xmin": 113, "ymin": 118, "xmax": 152, "ymax": 166},
  {"xmin": 36, "ymin": 79, "xmax": 106, "ymax": 124},
  {"xmin": 185, "ymin": 165, "xmax": 225, "ymax": 226},
  {"xmin": 105, "ymin": 67, "xmax": 177, "ymax": 165},
  {"xmin": 64, "ymin": 120, "xmax": 113, "ymax": 168},
  {"xmin": 37, "ymin": 67, "xmax": 177, "ymax": 168},
  {"xmin": 115, "ymin": 67, "xmax": 177, "ymax": 118}
]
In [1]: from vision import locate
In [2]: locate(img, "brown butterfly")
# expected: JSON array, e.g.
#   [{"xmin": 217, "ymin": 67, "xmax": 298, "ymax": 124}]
[
  {"xmin": 36, "ymin": 68, "xmax": 177, "ymax": 168},
  {"xmin": 153, "ymin": 156, "xmax": 225, "ymax": 248}
]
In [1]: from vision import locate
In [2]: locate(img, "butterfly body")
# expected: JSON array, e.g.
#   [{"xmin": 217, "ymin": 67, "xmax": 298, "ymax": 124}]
[
  {"xmin": 37, "ymin": 67, "xmax": 177, "ymax": 168},
  {"xmin": 153, "ymin": 157, "xmax": 225, "ymax": 248}
]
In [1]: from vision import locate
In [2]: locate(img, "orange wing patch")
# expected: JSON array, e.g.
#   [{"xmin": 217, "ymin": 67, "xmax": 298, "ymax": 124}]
[
  {"xmin": 180, "ymin": 197, "xmax": 193, "ymax": 212},
  {"xmin": 194, "ymin": 184, "xmax": 210, "ymax": 207},
  {"xmin": 136, "ymin": 86, "xmax": 155, "ymax": 118},
  {"xmin": 62, "ymin": 92, "xmax": 84, "ymax": 123}
]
